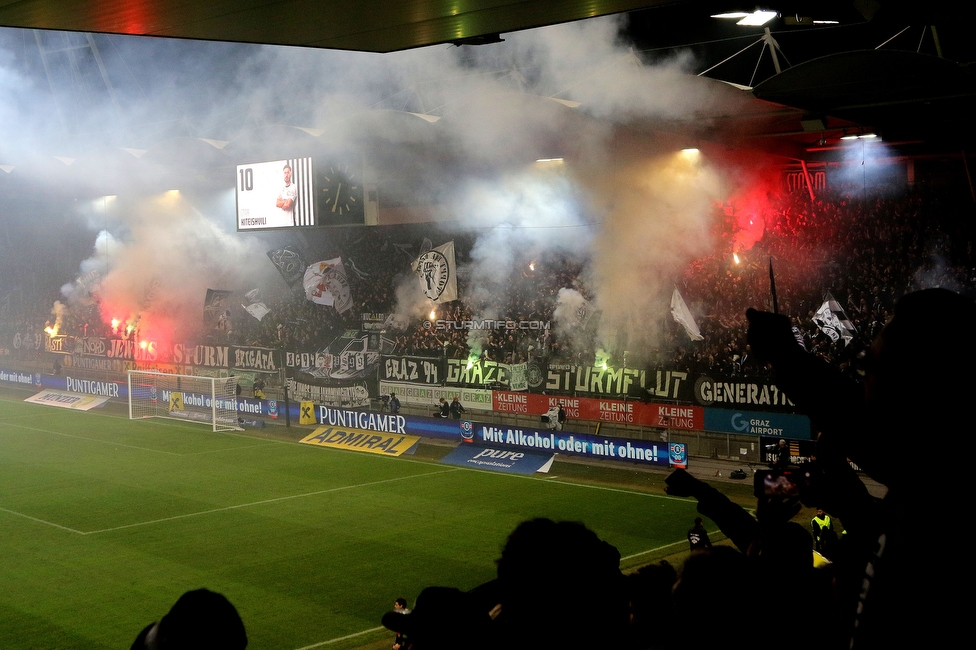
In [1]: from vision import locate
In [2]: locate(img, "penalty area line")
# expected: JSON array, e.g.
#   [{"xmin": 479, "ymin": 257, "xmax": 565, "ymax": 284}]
[
  {"xmin": 293, "ymin": 626, "xmax": 386, "ymax": 650},
  {"xmin": 0, "ymin": 505, "xmax": 87, "ymax": 535}
]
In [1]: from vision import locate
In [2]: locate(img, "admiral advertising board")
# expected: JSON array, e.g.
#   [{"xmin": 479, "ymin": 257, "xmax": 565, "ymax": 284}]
[{"xmin": 300, "ymin": 426, "xmax": 420, "ymax": 456}]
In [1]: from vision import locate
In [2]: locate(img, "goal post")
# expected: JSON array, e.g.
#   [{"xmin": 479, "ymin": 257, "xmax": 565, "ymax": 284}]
[{"xmin": 128, "ymin": 370, "xmax": 242, "ymax": 432}]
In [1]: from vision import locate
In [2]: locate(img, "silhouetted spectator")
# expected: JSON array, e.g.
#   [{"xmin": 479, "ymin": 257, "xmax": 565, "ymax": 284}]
[
  {"xmin": 495, "ymin": 518, "xmax": 629, "ymax": 650},
  {"xmin": 380, "ymin": 586, "xmax": 493, "ymax": 650},
  {"xmin": 746, "ymin": 288, "xmax": 976, "ymax": 649},
  {"xmin": 130, "ymin": 588, "xmax": 247, "ymax": 650}
]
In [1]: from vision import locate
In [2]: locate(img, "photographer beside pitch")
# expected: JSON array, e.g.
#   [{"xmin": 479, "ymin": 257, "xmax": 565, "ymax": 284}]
[{"xmin": 743, "ymin": 288, "xmax": 975, "ymax": 649}]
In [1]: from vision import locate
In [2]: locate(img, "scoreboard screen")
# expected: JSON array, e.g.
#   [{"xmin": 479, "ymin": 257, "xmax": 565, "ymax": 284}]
[{"xmin": 236, "ymin": 157, "xmax": 315, "ymax": 230}]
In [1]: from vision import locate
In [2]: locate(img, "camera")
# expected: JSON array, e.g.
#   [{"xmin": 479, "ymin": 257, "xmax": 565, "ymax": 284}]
[{"xmin": 754, "ymin": 466, "xmax": 814, "ymax": 499}]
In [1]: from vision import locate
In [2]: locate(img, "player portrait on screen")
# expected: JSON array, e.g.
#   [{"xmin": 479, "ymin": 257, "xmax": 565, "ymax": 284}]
[
  {"xmin": 276, "ymin": 164, "xmax": 298, "ymax": 225},
  {"xmin": 237, "ymin": 158, "xmax": 311, "ymax": 230}
]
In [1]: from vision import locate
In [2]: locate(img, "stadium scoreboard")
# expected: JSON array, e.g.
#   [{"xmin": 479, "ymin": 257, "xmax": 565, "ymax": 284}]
[{"xmin": 236, "ymin": 157, "xmax": 366, "ymax": 230}]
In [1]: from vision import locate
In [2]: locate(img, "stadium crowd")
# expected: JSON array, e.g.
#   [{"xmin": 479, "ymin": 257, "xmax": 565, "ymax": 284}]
[{"xmin": 4, "ymin": 184, "xmax": 974, "ymax": 388}]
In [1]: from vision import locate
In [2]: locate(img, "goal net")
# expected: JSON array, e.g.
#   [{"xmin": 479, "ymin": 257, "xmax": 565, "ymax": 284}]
[{"xmin": 128, "ymin": 370, "xmax": 242, "ymax": 432}]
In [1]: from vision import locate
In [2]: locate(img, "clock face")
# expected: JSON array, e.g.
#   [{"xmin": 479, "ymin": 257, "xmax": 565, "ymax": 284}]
[{"xmin": 319, "ymin": 162, "xmax": 364, "ymax": 224}]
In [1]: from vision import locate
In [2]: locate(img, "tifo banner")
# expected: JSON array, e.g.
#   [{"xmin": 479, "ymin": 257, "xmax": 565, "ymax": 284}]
[
  {"xmin": 378, "ymin": 381, "xmax": 492, "ymax": 411},
  {"xmin": 25, "ymin": 389, "xmax": 110, "ymax": 410},
  {"xmin": 57, "ymin": 339, "xmax": 275, "ymax": 369},
  {"xmin": 285, "ymin": 350, "xmax": 330, "ymax": 369},
  {"xmin": 361, "ymin": 313, "xmax": 389, "ymax": 332},
  {"xmin": 440, "ymin": 445, "xmax": 554, "ymax": 475},
  {"xmin": 289, "ymin": 378, "xmax": 370, "ymax": 408},
  {"xmin": 544, "ymin": 365, "xmax": 692, "ymax": 400},
  {"xmin": 491, "ymin": 391, "xmax": 704, "ymax": 431},
  {"xmin": 381, "ymin": 356, "xmax": 444, "ymax": 385},
  {"xmin": 49, "ymin": 336, "xmax": 160, "ymax": 362},
  {"xmin": 300, "ymin": 426, "xmax": 420, "ymax": 456},
  {"xmin": 693, "ymin": 375, "xmax": 796, "ymax": 412},
  {"xmin": 509, "ymin": 363, "xmax": 528, "ymax": 391},
  {"xmin": 472, "ymin": 422, "xmax": 673, "ymax": 467},
  {"xmin": 445, "ymin": 358, "xmax": 515, "ymax": 388},
  {"xmin": 286, "ymin": 332, "xmax": 385, "ymax": 407},
  {"xmin": 703, "ymin": 408, "xmax": 811, "ymax": 440}
]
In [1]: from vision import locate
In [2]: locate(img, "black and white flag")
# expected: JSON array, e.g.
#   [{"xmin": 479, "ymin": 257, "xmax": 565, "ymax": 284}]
[
  {"xmin": 813, "ymin": 292, "xmax": 856, "ymax": 345},
  {"xmin": 267, "ymin": 246, "xmax": 306, "ymax": 287},
  {"xmin": 412, "ymin": 240, "xmax": 458, "ymax": 303},
  {"xmin": 204, "ymin": 289, "xmax": 233, "ymax": 331}
]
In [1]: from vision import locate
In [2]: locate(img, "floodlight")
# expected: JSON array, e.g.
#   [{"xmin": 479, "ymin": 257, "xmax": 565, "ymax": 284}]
[
  {"xmin": 711, "ymin": 10, "xmax": 778, "ymax": 26},
  {"xmin": 737, "ymin": 10, "xmax": 777, "ymax": 26}
]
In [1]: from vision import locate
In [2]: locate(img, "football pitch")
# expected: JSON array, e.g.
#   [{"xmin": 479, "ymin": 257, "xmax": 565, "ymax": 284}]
[{"xmin": 0, "ymin": 396, "xmax": 704, "ymax": 649}]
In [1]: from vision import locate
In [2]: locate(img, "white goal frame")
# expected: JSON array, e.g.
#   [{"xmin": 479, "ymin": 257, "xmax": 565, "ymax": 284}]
[{"xmin": 128, "ymin": 370, "xmax": 242, "ymax": 432}]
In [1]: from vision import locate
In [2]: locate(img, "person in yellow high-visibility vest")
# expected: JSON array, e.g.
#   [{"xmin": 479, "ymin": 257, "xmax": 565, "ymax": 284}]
[{"xmin": 811, "ymin": 507, "xmax": 837, "ymax": 559}]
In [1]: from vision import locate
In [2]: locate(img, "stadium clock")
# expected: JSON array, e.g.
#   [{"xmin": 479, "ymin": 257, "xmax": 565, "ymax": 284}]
[{"xmin": 319, "ymin": 162, "xmax": 365, "ymax": 225}]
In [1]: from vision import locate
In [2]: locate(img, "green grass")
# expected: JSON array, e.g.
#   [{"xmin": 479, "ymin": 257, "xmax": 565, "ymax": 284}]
[{"xmin": 0, "ymin": 395, "xmax": 714, "ymax": 649}]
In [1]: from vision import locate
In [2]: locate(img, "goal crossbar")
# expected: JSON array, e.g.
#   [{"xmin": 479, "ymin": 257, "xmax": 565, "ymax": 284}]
[{"xmin": 128, "ymin": 370, "xmax": 242, "ymax": 432}]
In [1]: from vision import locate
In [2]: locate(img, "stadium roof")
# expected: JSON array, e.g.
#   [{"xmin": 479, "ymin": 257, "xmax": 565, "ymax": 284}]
[
  {"xmin": 0, "ymin": 0, "xmax": 667, "ymax": 53},
  {"xmin": 2, "ymin": 1, "xmax": 974, "ymax": 161}
]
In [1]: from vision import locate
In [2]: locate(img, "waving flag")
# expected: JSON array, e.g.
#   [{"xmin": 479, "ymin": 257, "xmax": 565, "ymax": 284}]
[
  {"xmin": 267, "ymin": 246, "xmax": 306, "ymax": 287},
  {"xmin": 813, "ymin": 293, "xmax": 856, "ymax": 345},
  {"xmin": 412, "ymin": 240, "xmax": 458, "ymax": 303},
  {"xmin": 671, "ymin": 289, "xmax": 704, "ymax": 341},
  {"xmin": 304, "ymin": 258, "xmax": 353, "ymax": 313}
]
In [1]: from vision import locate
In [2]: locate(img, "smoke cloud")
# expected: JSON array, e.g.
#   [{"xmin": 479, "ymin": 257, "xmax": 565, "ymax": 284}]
[{"xmin": 0, "ymin": 15, "xmax": 749, "ymax": 354}]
